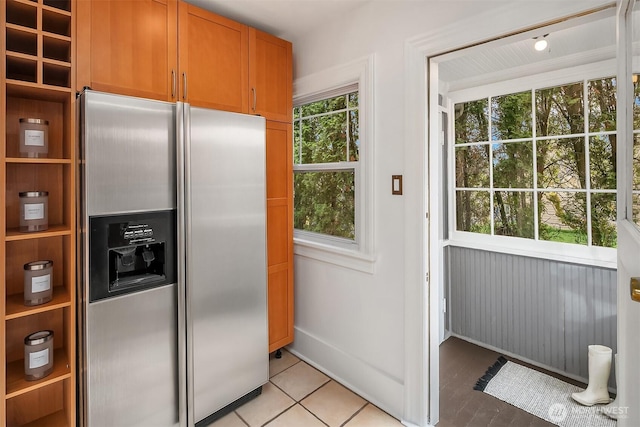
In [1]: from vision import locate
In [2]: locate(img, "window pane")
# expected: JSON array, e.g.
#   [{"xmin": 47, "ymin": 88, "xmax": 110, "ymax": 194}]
[
  {"xmin": 537, "ymin": 137, "xmax": 586, "ymax": 189},
  {"xmin": 348, "ymin": 92, "xmax": 358, "ymax": 108},
  {"xmin": 300, "ymin": 95, "xmax": 346, "ymax": 117},
  {"xmin": 536, "ymin": 82, "xmax": 584, "ymax": 136},
  {"xmin": 634, "ymin": 193, "xmax": 640, "ymax": 227},
  {"xmin": 492, "ymin": 141, "xmax": 533, "ymax": 189},
  {"xmin": 455, "ymin": 145, "xmax": 489, "ymax": 188},
  {"xmin": 493, "ymin": 191, "xmax": 534, "ymax": 238},
  {"xmin": 588, "ymin": 77, "xmax": 616, "ymax": 132},
  {"xmin": 300, "ymin": 112, "xmax": 347, "ymax": 164},
  {"xmin": 294, "ymin": 171, "xmax": 355, "ymax": 240},
  {"xmin": 591, "ymin": 193, "xmax": 617, "ymax": 248},
  {"xmin": 455, "ymin": 98, "xmax": 488, "ymax": 144},
  {"xmin": 538, "ymin": 191, "xmax": 587, "ymax": 245},
  {"xmin": 349, "ymin": 110, "xmax": 359, "ymax": 161},
  {"xmin": 455, "ymin": 190, "xmax": 490, "ymax": 233},
  {"xmin": 491, "ymin": 91, "xmax": 532, "ymax": 140},
  {"xmin": 589, "ymin": 135, "xmax": 616, "ymax": 189},
  {"xmin": 294, "ymin": 107, "xmax": 300, "ymax": 120}
]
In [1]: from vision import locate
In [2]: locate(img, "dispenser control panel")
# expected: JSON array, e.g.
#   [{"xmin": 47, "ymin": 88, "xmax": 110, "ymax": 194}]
[
  {"xmin": 89, "ymin": 210, "xmax": 176, "ymax": 302},
  {"xmin": 112, "ymin": 222, "xmax": 156, "ymax": 245}
]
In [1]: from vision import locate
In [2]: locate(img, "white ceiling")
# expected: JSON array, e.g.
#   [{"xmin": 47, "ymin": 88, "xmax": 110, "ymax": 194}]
[
  {"xmin": 437, "ymin": 7, "xmax": 619, "ymax": 91},
  {"xmin": 185, "ymin": 0, "xmax": 372, "ymax": 41}
]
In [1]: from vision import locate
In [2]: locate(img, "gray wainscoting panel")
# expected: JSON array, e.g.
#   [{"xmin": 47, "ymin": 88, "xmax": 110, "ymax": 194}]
[{"xmin": 448, "ymin": 246, "xmax": 617, "ymax": 385}]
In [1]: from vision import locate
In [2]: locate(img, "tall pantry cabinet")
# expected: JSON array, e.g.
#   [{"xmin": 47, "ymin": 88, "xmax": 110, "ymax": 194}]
[
  {"xmin": 251, "ymin": 29, "xmax": 294, "ymax": 353},
  {"xmin": 76, "ymin": 1, "xmax": 294, "ymax": 353},
  {"xmin": 2, "ymin": 0, "xmax": 77, "ymax": 425}
]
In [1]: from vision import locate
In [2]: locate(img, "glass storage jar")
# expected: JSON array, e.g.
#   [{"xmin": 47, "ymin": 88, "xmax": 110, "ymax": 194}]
[
  {"xmin": 23, "ymin": 260, "xmax": 53, "ymax": 306},
  {"xmin": 19, "ymin": 191, "xmax": 49, "ymax": 232},
  {"xmin": 24, "ymin": 330, "xmax": 54, "ymax": 381},
  {"xmin": 19, "ymin": 118, "xmax": 49, "ymax": 158}
]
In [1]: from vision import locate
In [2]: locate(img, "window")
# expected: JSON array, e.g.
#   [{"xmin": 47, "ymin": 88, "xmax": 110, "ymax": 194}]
[
  {"xmin": 293, "ymin": 90, "xmax": 359, "ymax": 242},
  {"xmin": 454, "ymin": 77, "xmax": 622, "ymax": 248},
  {"xmin": 291, "ymin": 56, "xmax": 373, "ymax": 272}
]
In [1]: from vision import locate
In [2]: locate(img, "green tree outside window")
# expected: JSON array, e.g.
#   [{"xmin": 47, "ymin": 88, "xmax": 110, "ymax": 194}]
[
  {"xmin": 294, "ymin": 92, "xmax": 359, "ymax": 240},
  {"xmin": 454, "ymin": 77, "xmax": 630, "ymax": 248}
]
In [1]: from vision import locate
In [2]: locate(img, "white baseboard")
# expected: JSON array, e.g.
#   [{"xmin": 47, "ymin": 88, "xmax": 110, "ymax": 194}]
[{"xmin": 288, "ymin": 326, "xmax": 404, "ymax": 420}]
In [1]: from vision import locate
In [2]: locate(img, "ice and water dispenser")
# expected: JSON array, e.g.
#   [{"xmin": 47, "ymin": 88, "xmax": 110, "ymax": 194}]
[{"xmin": 89, "ymin": 210, "xmax": 176, "ymax": 302}]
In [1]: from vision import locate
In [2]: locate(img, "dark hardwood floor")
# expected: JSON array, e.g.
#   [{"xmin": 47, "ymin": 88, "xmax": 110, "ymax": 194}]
[{"xmin": 438, "ymin": 337, "xmax": 587, "ymax": 426}]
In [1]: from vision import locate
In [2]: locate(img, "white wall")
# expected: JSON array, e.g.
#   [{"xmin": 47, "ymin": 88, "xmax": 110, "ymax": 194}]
[{"xmin": 288, "ymin": 1, "xmax": 610, "ymax": 423}]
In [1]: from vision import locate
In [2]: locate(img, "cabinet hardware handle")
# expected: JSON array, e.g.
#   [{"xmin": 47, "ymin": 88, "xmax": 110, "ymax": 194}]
[
  {"xmin": 252, "ymin": 87, "xmax": 257, "ymax": 112},
  {"xmin": 183, "ymin": 72, "xmax": 187, "ymax": 100},
  {"xmin": 172, "ymin": 70, "xmax": 176, "ymax": 99}
]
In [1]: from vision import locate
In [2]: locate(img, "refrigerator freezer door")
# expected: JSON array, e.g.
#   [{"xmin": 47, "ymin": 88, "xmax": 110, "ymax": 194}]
[
  {"xmin": 82, "ymin": 91, "xmax": 177, "ymax": 216},
  {"xmin": 87, "ymin": 285, "xmax": 179, "ymax": 426},
  {"xmin": 184, "ymin": 107, "xmax": 268, "ymax": 423}
]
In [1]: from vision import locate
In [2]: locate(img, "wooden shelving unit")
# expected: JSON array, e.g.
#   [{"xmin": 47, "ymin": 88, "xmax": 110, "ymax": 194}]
[{"xmin": 2, "ymin": 0, "xmax": 76, "ymax": 425}]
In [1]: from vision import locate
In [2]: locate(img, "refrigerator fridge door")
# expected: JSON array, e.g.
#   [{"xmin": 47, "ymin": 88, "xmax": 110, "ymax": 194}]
[{"xmin": 181, "ymin": 105, "xmax": 268, "ymax": 424}]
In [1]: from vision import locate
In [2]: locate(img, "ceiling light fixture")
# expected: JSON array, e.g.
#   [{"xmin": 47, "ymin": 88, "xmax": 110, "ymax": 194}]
[{"xmin": 534, "ymin": 34, "xmax": 549, "ymax": 52}]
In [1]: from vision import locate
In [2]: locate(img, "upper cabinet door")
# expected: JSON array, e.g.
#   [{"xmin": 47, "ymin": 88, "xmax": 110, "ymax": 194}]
[
  {"xmin": 76, "ymin": 0, "xmax": 178, "ymax": 101},
  {"xmin": 178, "ymin": 2, "xmax": 248, "ymax": 112},
  {"xmin": 249, "ymin": 29, "xmax": 292, "ymax": 123}
]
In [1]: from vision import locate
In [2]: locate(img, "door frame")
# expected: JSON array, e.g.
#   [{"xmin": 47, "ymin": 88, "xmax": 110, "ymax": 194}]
[
  {"xmin": 617, "ymin": 0, "xmax": 634, "ymax": 223},
  {"xmin": 615, "ymin": 0, "xmax": 640, "ymax": 425},
  {"xmin": 403, "ymin": 2, "xmax": 617, "ymax": 426}
]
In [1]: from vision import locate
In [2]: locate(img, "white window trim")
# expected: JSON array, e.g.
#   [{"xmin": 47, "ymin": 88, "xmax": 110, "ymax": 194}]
[
  {"xmin": 445, "ymin": 235, "xmax": 616, "ymax": 269},
  {"xmin": 445, "ymin": 59, "xmax": 619, "ymax": 269},
  {"xmin": 293, "ymin": 55, "xmax": 375, "ymax": 273}
]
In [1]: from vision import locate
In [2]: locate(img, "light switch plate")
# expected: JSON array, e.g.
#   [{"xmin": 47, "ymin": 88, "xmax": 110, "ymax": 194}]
[
  {"xmin": 392, "ymin": 175, "xmax": 402, "ymax": 195},
  {"xmin": 631, "ymin": 277, "xmax": 640, "ymax": 302}
]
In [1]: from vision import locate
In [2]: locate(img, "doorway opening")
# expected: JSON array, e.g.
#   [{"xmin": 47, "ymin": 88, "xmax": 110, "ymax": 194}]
[{"xmin": 427, "ymin": 5, "xmax": 625, "ymax": 425}]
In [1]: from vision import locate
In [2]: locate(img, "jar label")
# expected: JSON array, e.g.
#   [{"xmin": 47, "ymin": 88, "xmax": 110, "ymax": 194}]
[
  {"xmin": 29, "ymin": 348, "xmax": 50, "ymax": 369},
  {"xmin": 24, "ymin": 203, "xmax": 45, "ymax": 220},
  {"xmin": 32, "ymin": 274, "xmax": 51, "ymax": 293},
  {"xmin": 25, "ymin": 130, "xmax": 45, "ymax": 147}
]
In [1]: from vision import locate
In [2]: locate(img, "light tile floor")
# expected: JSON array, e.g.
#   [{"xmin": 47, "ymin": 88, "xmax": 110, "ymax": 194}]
[{"xmin": 212, "ymin": 349, "xmax": 403, "ymax": 427}]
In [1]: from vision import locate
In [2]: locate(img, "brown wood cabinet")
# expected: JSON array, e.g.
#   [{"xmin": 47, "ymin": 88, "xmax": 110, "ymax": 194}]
[
  {"xmin": 76, "ymin": 0, "xmax": 292, "ymax": 121},
  {"xmin": 266, "ymin": 121, "xmax": 294, "ymax": 352},
  {"xmin": 249, "ymin": 29, "xmax": 292, "ymax": 123},
  {"xmin": 76, "ymin": 0, "xmax": 178, "ymax": 102},
  {"xmin": 2, "ymin": 0, "xmax": 77, "ymax": 425},
  {"xmin": 178, "ymin": 2, "xmax": 248, "ymax": 111},
  {"xmin": 77, "ymin": 0, "xmax": 249, "ymax": 109},
  {"xmin": 75, "ymin": 0, "xmax": 294, "ymax": 353}
]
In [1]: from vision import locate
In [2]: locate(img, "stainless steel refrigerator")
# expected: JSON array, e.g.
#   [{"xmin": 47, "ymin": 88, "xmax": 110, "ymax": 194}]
[{"xmin": 77, "ymin": 90, "xmax": 268, "ymax": 426}]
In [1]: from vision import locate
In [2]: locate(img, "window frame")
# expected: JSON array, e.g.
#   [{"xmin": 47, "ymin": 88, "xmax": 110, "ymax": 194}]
[
  {"xmin": 292, "ymin": 55, "xmax": 375, "ymax": 273},
  {"xmin": 446, "ymin": 59, "xmax": 619, "ymax": 268}
]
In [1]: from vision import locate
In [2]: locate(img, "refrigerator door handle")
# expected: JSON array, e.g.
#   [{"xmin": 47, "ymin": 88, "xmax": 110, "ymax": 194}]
[
  {"xmin": 184, "ymin": 102, "xmax": 196, "ymax": 427},
  {"xmin": 176, "ymin": 102, "xmax": 191, "ymax": 427}
]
